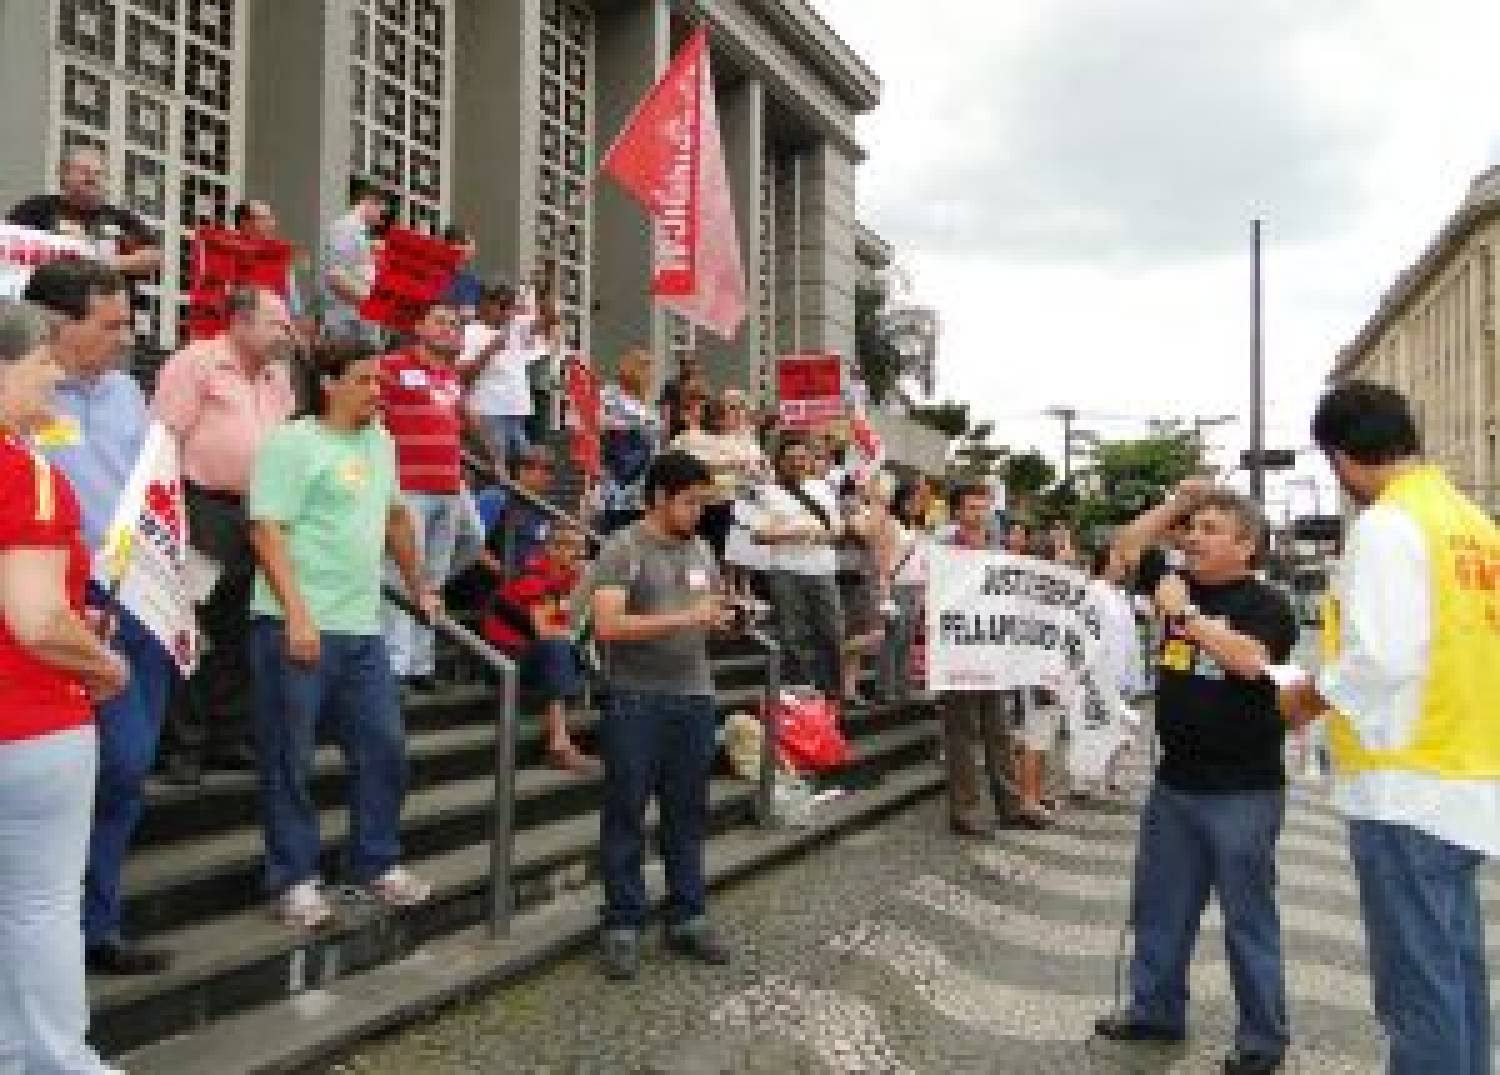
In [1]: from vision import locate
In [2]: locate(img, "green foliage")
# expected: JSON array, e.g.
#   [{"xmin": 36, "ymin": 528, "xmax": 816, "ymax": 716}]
[
  {"xmin": 854, "ymin": 284, "xmax": 903, "ymax": 405},
  {"xmin": 1003, "ymin": 450, "xmax": 1056, "ymax": 499},
  {"xmin": 908, "ymin": 399, "xmax": 971, "ymax": 440},
  {"xmin": 1069, "ymin": 430, "xmax": 1204, "ymax": 532}
]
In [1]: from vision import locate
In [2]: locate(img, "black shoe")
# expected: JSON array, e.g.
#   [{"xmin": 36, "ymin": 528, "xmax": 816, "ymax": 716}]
[
  {"xmin": 206, "ymin": 743, "xmax": 257, "ymax": 772},
  {"xmin": 949, "ymin": 818, "xmax": 992, "ymax": 838},
  {"xmin": 1224, "ymin": 1049, "xmax": 1283, "ymax": 1074},
  {"xmin": 157, "ymin": 754, "xmax": 203, "ymax": 787},
  {"xmin": 1093, "ymin": 1015, "xmax": 1185, "ymax": 1043},
  {"xmin": 666, "ymin": 921, "xmax": 732, "ymax": 966},
  {"xmin": 404, "ymin": 675, "xmax": 440, "ymax": 695},
  {"xmin": 600, "ymin": 928, "xmax": 640, "ymax": 981},
  {"xmin": 86, "ymin": 939, "xmax": 172, "ymax": 976}
]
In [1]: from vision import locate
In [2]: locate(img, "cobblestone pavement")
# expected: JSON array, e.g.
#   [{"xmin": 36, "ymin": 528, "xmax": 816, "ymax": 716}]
[{"xmin": 332, "ymin": 757, "xmax": 1500, "ymax": 1074}]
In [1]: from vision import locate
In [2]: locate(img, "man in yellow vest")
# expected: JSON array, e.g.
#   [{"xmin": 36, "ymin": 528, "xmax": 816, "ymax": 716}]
[{"xmin": 1281, "ymin": 381, "xmax": 1498, "ymax": 1075}]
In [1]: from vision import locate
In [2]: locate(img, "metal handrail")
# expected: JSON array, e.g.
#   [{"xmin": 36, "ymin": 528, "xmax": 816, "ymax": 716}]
[
  {"xmin": 460, "ymin": 446, "xmax": 599, "ymax": 546},
  {"xmin": 383, "ymin": 584, "xmax": 519, "ymax": 940},
  {"xmin": 743, "ymin": 627, "xmax": 783, "ymax": 826}
]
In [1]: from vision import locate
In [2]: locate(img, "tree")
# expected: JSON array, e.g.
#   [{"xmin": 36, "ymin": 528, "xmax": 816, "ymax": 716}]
[
  {"xmin": 1072, "ymin": 430, "xmax": 1204, "ymax": 532},
  {"xmin": 951, "ymin": 420, "xmax": 1009, "ymax": 479},
  {"xmin": 1003, "ymin": 450, "xmax": 1056, "ymax": 503},
  {"xmin": 854, "ymin": 283, "xmax": 903, "ymax": 405},
  {"xmin": 908, "ymin": 399, "xmax": 970, "ymax": 440}
]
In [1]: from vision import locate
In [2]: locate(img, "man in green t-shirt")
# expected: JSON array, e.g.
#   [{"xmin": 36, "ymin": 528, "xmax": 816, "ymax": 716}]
[{"xmin": 246, "ymin": 340, "xmax": 441, "ymax": 929}]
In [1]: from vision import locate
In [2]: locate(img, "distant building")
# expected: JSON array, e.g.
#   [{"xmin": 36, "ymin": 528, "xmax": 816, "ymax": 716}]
[{"xmin": 1334, "ymin": 166, "xmax": 1500, "ymax": 512}]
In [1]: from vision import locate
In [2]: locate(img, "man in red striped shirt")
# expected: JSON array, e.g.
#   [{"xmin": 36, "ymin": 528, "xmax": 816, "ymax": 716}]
[{"xmin": 378, "ymin": 301, "xmax": 464, "ymax": 692}]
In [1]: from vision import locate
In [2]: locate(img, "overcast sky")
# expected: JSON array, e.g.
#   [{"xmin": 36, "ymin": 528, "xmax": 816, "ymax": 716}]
[{"xmin": 811, "ymin": 0, "xmax": 1500, "ymax": 517}]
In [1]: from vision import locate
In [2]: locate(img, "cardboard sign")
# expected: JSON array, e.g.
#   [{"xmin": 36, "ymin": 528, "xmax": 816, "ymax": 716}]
[
  {"xmin": 359, "ymin": 227, "xmax": 463, "ymax": 333},
  {"xmin": 0, "ymin": 223, "xmax": 92, "ymax": 299},
  {"xmin": 185, "ymin": 228, "xmax": 294, "ymax": 340},
  {"xmin": 776, "ymin": 353, "xmax": 845, "ymax": 429}
]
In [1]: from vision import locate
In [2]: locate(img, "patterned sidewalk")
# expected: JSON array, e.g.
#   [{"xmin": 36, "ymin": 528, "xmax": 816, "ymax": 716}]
[{"xmin": 335, "ymin": 758, "xmax": 1497, "ymax": 1074}]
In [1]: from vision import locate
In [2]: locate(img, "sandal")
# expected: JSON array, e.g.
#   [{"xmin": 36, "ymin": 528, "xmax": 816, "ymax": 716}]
[{"xmin": 547, "ymin": 744, "xmax": 603, "ymax": 776}]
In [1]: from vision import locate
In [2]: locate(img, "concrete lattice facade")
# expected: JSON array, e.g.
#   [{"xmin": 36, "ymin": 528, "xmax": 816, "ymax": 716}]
[
  {"xmin": 1334, "ymin": 166, "xmax": 1500, "ymax": 511},
  {"xmin": 0, "ymin": 0, "xmax": 878, "ymax": 404}
]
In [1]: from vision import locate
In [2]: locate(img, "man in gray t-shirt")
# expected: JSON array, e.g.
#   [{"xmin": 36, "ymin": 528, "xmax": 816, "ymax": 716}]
[{"xmin": 590, "ymin": 451, "xmax": 736, "ymax": 980}]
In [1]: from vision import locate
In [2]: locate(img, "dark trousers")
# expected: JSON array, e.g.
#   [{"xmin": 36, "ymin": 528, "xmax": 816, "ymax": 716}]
[
  {"xmin": 1349, "ymin": 819, "xmax": 1490, "ymax": 1075},
  {"xmin": 160, "ymin": 484, "xmax": 254, "ymax": 764},
  {"xmin": 84, "ymin": 602, "xmax": 175, "ymax": 944},
  {"xmin": 598, "ymin": 690, "xmax": 718, "ymax": 931},
  {"xmin": 764, "ymin": 570, "xmax": 843, "ymax": 697},
  {"xmin": 941, "ymin": 691, "xmax": 1018, "ymax": 826},
  {"xmin": 249, "ymin": 619, "xmax": 408, "ymax": 894},
  {"xmin": 1128, "ymin": 782, "xmax": 1289, "ymax": 1057}
]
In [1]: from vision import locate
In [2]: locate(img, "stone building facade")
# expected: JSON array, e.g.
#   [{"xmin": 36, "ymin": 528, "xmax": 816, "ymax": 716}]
[
  {"xmin": 0, "ymin": 0, "xmax": 878, "ymax": 402},
  {"xmin": 1334, "ymin": 166, "xmax": 1500, "ymax": 512}
]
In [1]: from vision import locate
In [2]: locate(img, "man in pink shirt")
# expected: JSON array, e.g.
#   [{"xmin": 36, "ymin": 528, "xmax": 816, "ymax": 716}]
[{"xmin": 153, "ymin": 286, "xmax": 298, "ymax": 783}]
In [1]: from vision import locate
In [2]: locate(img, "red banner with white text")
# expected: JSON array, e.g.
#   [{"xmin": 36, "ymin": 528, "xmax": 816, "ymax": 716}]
[
  {"xmin": 563, "ymin": 355, "xmax": 603, "ymax": 480},
  {"xmin": 358, "ymin": 227, "xmax": 463, "ymax": 333},
  {"xmin": 186, "ymin": 228, "xmax": 294, "ymax": 340}
]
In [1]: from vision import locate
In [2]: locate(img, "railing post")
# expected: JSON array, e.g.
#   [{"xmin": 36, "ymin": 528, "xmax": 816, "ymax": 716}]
[
  {"xmin": 487, "ymin": 656, "xmax": 519, "ymax": 939},
  {"xmin": 755, "ymin": 638, "xmax": 782, "ymax": 827}
]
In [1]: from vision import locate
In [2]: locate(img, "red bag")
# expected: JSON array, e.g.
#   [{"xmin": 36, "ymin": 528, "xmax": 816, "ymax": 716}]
[{"xmin": 770, "ymin": 693, "xmax": 852, "ymax": 773}]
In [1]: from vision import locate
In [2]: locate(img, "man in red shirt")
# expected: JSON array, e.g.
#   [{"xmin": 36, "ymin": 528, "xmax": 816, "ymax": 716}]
[
  {"xmin": 479, "ymin": 524, "xmax": 596, "ymax": 772},
  {"xmin": 379, "ymin": 301, "xmax": 464, "ymax": 692}
]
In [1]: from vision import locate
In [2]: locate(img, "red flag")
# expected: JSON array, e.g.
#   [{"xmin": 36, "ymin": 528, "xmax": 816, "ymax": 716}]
[
  {"xmin": 563, "ymin": 355, "xmax": 603, "ymax": 480},
  {"xmin": 600, "ymin": 27, "xmax": 747, "ymax": 340}
]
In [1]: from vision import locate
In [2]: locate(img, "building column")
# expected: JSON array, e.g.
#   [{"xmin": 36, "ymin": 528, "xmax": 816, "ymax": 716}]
[
  {"xmin": 0, "ymin": 2, "xmax": 52, "ymax": 207},
  {"xmin": 453, "ymin": 0, "xmax": 534, "ymax": 283},
  {"xmin": 700, "ymin": 76, "xmax": 763, "ymax": 396},
  {"xmin": 792, "ymin": 139, "xmax": 858, "ymax": 364},
  {"xmin": 591, "ymin": 0, "xmax": 670, "ymax": 381}
]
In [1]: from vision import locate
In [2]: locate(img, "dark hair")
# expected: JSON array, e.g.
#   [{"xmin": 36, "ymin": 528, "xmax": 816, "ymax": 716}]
[
  {"xmin": 1007, "ymin": 519, "xmax": 1032, "ymax": 537},
  {"xmin": 1311, "ymin": 381, "xmax": 1421, "ymax": 464},
  {"xmin": 225, "ymin": 286, "xmax": 263, "ymax": 320},
  {"xmin": 22, "ymin": 258, "xmax": 128, "ymax": 320},
  {"xmin": 644, "ymin": 450, "xmax": 711, "ymax": 505},
  {"xmin": 1091, "ymin": 545, "xmax": 1113, "ymax": 577},
  {"xmin": 479, "ymin": 280, "xmax": 516, "ymax": 308},
  {"xmin": 349, "ymin": 178, "xmax": 385, "ymax": 207},
  {"xmin": 232, "ymin": 200, "xmax": 253, "ymax": 228},
  {"xmin": 948, "ymin": 481, "xmax": 991, "ymax": 515},
  {"xmin": 774, "ymin": 435, "xmax": 813, "ymax": 467},
  {"xmin": 442, "ymin": 223, "xmax": 471, "ymax": 244},
  {"xmin": 891, "ymin": 481, "xmax": 919, "ymax": 527},
  {"xmin": 309, "ymin": 338, "xmax": 380, "ymax": 416}
]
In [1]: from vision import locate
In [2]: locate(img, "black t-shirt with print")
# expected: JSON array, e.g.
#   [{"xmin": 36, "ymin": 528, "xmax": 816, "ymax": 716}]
[
  {"xmin": 1154, "ymin": 575, "xmax": 1298, "ymax": 793},
  {"xmin": 7, "ymin": 194, "xmax": 157, "ymax": 250}
]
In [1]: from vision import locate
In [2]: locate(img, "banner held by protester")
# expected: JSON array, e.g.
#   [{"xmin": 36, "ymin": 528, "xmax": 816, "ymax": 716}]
[
  {"xmin": 0, "ymin": 223, "xmax": 91, "ymax": 299},
  {"xmin": 97, "ymin": 422, "xmax": 199, "ymax": 675},
  {"xmin": 185, "ymin": 227, "xmax": 294, "ymax": 340},
  {"xmin": 926, "ymin": 546, "xmax": 1126, "ymax": 779},
  {"xmin": 359, "ymin": 227, "xmax": 464, "ymax": 333}
]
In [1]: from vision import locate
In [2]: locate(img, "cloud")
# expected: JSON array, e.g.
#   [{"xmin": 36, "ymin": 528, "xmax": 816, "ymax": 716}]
[{"xmin": 850, "ymin": 0, "xmax": 1382, "ymax": 263}]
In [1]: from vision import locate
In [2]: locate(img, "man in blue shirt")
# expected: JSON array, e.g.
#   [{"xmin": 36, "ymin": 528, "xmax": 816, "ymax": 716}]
[{"xmin": 25, "ymin": 259, "xmax": 176, "ymax": 976}]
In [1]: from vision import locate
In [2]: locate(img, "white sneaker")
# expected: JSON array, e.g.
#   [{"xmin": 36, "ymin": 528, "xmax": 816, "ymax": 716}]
[
  {"xmin": 277, "ymin": 880, "xmax": 335, "ymax": 929},
  {"xmin": 368, "ymin": 865, "xmax": 433, "ymax": 908}
]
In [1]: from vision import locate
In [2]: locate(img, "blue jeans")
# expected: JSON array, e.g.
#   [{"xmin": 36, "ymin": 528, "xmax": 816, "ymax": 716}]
[
  {"xmin": 249, "ymin": 619, "xmax": 408, "ymax": 894},
  {"xmin": 84, "ymin": 603, "xmax": 175, "ymax": 945},
  {"xmin": 476, "ymin": 413, "xmax": 531, "ymax": 472},
  {"xmin": 599, "ymin": 690, "xmax": 718, "ymax": 931},
  {"xmin": 383, "ymin": 491, "xmax": 461, "ymax": 678},
  {"xmin": 0, "ymin": 726, "xmax": 113, "ymax": 1074},
  {"xmin": 1128, "ymin": 782, "xmax": 1288, "ymax": 1056},
  {"xmin": 1348, "ymin": 819, "xmax": 1490, "ymax": 1075}
]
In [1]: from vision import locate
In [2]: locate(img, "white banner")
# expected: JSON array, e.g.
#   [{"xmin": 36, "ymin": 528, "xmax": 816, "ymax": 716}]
[
  {"xmin": 95, "ymin": 423, "xmax": 199, "ymax": 675},
  {"xmin": 0, "ymin": 223, "xmax": 93, "ymax": 300},
  {"xmin": 926, "ymin": 547, "xmax": 1126, "ymax": 779}
]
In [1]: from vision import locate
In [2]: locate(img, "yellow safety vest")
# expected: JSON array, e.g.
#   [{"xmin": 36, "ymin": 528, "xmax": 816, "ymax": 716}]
[{"xmin": 1327, "ymin": 465, "xmax": 1500, "ymax": 777}]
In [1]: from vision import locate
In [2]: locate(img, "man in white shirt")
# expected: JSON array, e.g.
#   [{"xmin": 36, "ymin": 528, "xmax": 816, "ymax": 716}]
[
  {"xmin": 459, "ymin": 281, "xmax": 545, "ymax": 475},
  {"xmin": 1281, "ymin": 382, "xmax": 1499, "ymax": 1075},
  {"xmin": 754, "ymin": 437, "xmax": 845, "ymax": 697},
  {"xmin": 320, "ymin": 185, "xmax": 386, "ymax": 346}
]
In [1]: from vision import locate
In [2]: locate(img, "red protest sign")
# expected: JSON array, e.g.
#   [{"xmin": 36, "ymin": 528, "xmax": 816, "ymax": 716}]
[
  {"xmin": 358, "ymin": 227, "xmax": 463, "ymax": 333},
  {"xmin": 185, "ymin": 228, "xmax": 294, "ymax": 340},
  {"xmin": 776, "ymin": 353, "xmax": 845, "ymax": 429}
]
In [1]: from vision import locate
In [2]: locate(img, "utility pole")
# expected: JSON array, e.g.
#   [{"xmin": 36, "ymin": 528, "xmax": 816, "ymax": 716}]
[
  {"xmin": 1045, "ymin": 406, "xmax": 1079, "ymax": 485},
  {"xmin": 1250, "ymin": 218, "xmax": 1266, "ymax": 507}
]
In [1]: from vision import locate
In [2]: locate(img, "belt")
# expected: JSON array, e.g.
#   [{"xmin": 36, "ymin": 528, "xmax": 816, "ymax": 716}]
[{"xmin": 184, "ymin": 481, "xmax": 243, "ymax": 506}]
